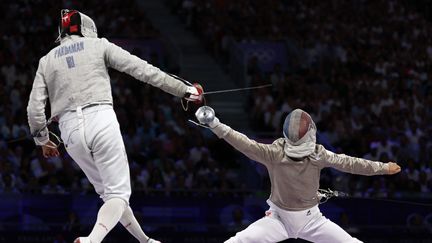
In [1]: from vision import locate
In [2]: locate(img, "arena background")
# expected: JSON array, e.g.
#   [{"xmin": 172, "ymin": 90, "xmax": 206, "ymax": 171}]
[{"xmin": 0, "ymin": 0, "xmax": 431, "ymax": 242}]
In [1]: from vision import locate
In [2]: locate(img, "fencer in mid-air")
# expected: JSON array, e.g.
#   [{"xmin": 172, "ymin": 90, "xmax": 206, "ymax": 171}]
[
  {"xmin": 27, "ymin": 9, "xmax": 202, "ymax": 243},
  {"xmin": 195, "ymin": 106, "xmax": 401, "ymax": 243}
]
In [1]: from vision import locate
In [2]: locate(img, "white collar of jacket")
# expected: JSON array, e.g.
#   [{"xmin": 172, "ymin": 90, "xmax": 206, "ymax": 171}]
[
  {"xmin": 60, "ymin": 35, "xmax": 82, "ymax": 44},
  {"xmin": 283, "ymin": 126, "xmax": 317, "ymax": 159}
]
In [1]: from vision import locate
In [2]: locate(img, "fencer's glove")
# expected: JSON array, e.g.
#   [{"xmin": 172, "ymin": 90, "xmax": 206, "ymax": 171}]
[
  {"xmin": 185, "ymin": 83, "xmax": 204, "ymax": 104},
  {"xmin": 386, "ymin": 162, "xmax": 401, "ymax": 175},
  {"xmin": 32, "ymin": 128, "xmax": 50, "ymax": 146},
  {"xmin": 195, "ymin": 106, "xmax": 220, "ymax": 128}
]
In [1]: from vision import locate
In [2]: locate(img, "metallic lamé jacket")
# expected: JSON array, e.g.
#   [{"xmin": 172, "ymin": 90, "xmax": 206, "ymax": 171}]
[{"xmin": 211, "ymin": 123, "xmax": 389, "ymax": 211}]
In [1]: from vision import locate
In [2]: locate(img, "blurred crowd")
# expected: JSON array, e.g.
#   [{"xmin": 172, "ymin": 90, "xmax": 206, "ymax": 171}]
[
  {"xmin": 0, "ymin": 0, "xmax": 431, "ymax": 200},
  {"xmin": 174, "ymin": 0, "xmax": 432, "ymax": 197},
  {"xmin": 0, "ymin": 0, "xmax": 240, "ymax": 196}
]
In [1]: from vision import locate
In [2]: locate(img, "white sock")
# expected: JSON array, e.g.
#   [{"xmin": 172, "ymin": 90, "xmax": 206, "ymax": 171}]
[
  {"xmin": 120, "ymin": 206, "xmax": 150, "ymax": 243},
  {"xmin": 88, "ymin": 198, "xmax": 127, "ymax": 243}
]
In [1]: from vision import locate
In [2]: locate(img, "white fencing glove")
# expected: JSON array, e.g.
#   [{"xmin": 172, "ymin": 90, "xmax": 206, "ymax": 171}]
[
  {"xmin": 185, "ymin": 83, "xmax": 203, "ymax": 104},
  {"xmin": 195, "ymin": 106, "xmax": 220, "ymax": 128}
]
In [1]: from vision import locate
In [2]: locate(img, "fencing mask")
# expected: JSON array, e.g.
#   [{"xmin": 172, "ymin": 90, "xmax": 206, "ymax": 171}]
[
  {"xmin": 282, "ymin": 109, "xmax": 317, "ymax": 159},
  {"xmin": 56, "ymin": 9, "xmax": 98, "ymax": 42}
]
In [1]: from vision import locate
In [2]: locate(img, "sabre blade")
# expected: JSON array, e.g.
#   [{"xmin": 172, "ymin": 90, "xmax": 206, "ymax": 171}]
[
  {"xmin": 167, "ymin": 71, "xmax": 271, "ymax": 95},
  {"xmin": 203, "ymin": 84, "xmax": 272, "ymax": 95}
]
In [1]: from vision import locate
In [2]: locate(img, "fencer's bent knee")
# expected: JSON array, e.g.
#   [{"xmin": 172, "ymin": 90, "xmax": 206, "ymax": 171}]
[{"xmin": 104, "ymin": 197, "xmax": 128, "ymax": 211}]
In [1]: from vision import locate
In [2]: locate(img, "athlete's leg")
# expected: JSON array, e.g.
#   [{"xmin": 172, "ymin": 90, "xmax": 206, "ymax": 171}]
[
  {"xmin": 225, "ymin": 210, "xmax": 289, "ymax": 243},
  {"xmin": 60, "ymin": 115, "xmax": 105, "ymax": 197},
  {"xmin": 89, "ymin": 108, "xmax": 160, "ymax": 242},
  {"xmin": 299, "ymin": 207, "xmax": 362, "ymax": 243},
  {"xmin": 120, "ymin": 206, "xmax": 157, "ymax": 243},
  {"xmin": 88, "ymin": 107, "xmax": 131, "ymax": 203},
  {"xmin": 61, "ymin": 106, "xmax": 130, "ymax": 243},
  {"xmin": 84, "ymin": 107, "xmax": 131, "ymax": 242},
  {"xmin": 87, "ymin": 197, "xmax": 127, "ymax": 242}
]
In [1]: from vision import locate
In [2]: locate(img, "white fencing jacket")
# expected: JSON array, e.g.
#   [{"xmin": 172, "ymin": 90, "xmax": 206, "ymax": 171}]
[{"xmin": 27, "ymin": 35, "xmax": 189, "ymax": 145}]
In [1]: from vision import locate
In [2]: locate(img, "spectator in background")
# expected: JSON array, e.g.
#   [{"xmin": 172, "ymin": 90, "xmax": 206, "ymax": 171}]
[
  {"xmin": 227, "ymin": 207, "xmax": 251, "ymax": 232},
  {"xmin": 41, "ymin": 176, "xmax": 65, "ymax": 194},
  {"xmin": 339, "ymin": 212, "xmax": 360, "ymax": 234},
  {"xmin": 64, "ymin": 212, "xmax": 82, "ymax": 233},
  {"xmin": 364, "ymin": 178, "xmax": 388, "ymax": 198},
  {"xmin": 0, "ymin": 173, "xmax": 20, "ymax": 194},
  {"xmin": 418, "ymin": 171, "xmax": 431, "ymax": 193}
]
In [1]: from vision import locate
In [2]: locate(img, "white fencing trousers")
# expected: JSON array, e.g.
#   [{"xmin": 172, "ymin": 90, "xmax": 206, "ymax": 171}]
[
  {"xmin": 59, "ymin": 104, "xmax": 131, "ymax": 202},
  {"xmin": 225, "ymin": 200, "xmax": 362, "ymax": 243}
]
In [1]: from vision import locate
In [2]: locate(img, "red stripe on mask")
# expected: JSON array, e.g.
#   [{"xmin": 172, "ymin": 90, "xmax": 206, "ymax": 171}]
[{"xmin": 62, "ymin": 11, "xmax": 77, "ymax": 28}]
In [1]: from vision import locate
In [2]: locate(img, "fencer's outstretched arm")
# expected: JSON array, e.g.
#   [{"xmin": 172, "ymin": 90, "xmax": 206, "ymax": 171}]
[
  {"xmin": 198, "ymin": 113, "xmax": 278, "ymax": 165},
  {"xmin": 27, "ymin": 38, "xmax": 200, "ymax": 146},
  {"xmin": 212, "ymin": 123, "xmax": 279, "ymax": 165},
  {"xmin": 315, "ymin": 145, "xmax": 401, "ymax": 175},
  {"xmin": 103, "ymin": 38, "xmax": 196, "ymax": 98}
]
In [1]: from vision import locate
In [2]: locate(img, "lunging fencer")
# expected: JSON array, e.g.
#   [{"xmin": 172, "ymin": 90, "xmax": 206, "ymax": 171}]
[
  {"xmin": 27, "ymin": 9, "xmax": 202, "ymax": 243},
  {"xmin": 195, "ymin": 106, "xmax": 401, "ymax": 243}
]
